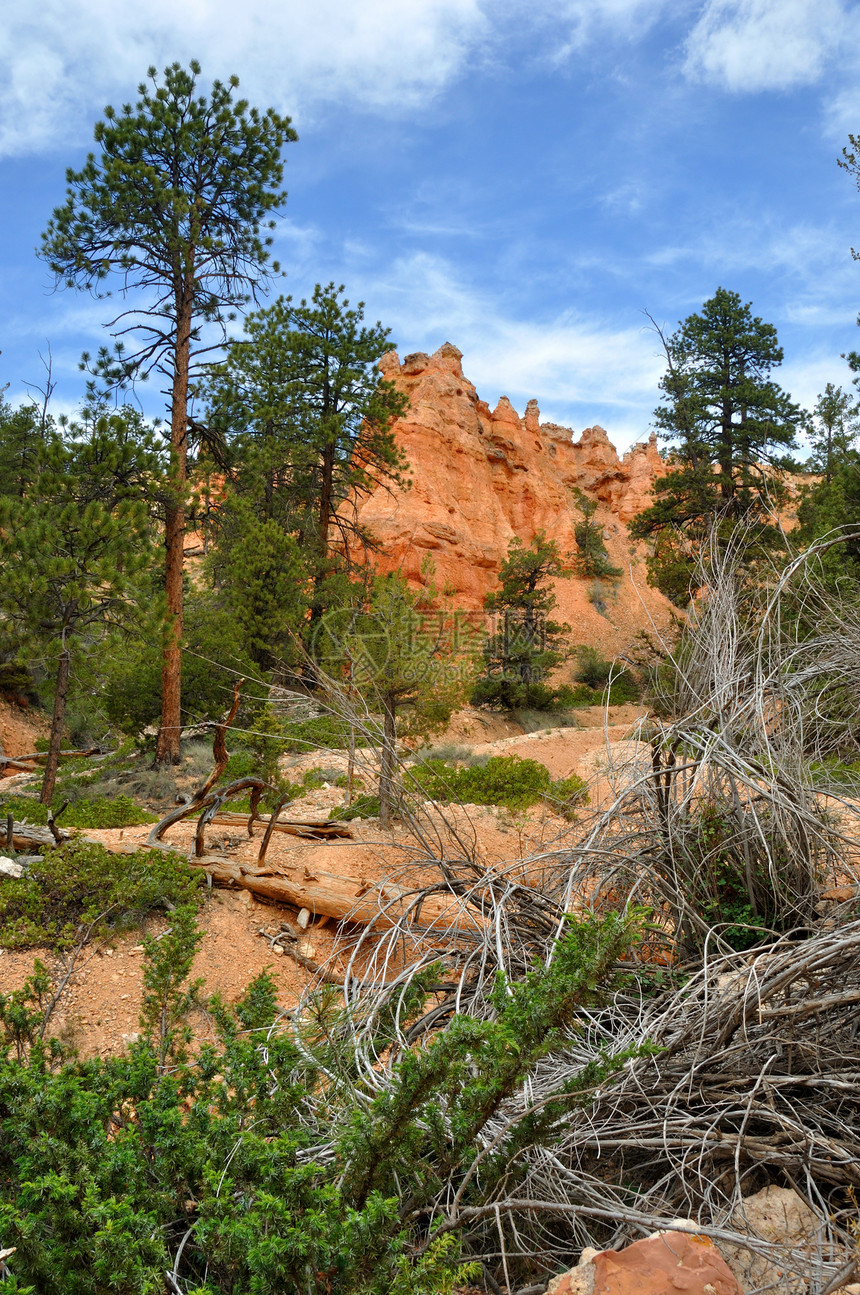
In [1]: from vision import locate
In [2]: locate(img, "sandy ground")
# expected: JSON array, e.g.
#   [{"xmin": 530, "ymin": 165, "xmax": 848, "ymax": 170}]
[
  {"xmin": 0, "ymin": 698, "xmax": 50, "ymax": 771},
  {"xmin": 0, "ymin": 705, "xmax": 646, "ymax": 1058}
]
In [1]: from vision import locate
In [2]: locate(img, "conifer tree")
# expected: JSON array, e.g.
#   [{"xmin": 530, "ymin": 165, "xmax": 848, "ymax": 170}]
[
  {"xmin": 472, "ymin": 532, "xmax": 572, "ymax": 710},
  {"xmin": 571, "ymin": 488, "xmax": 622, "ymax": 579},
  {"xmin": 203, "ymin": 283, "xmax": 408, "ymax": 622},
  {"xmin": 316, "ymin": 568, "xmax": 466, "ymax": 827},
  {"xmin": 631, "ymin": 290, "xmax": 801, "ymax": 604},
  {"xmin": 0, "ymin": 395, "xmax": 52, "ymax": 499},
  {"xmin": 796, "ymin": 385, "xmax": 860, "ymax": 583},
  {"xmin": 804, "ymin": 383, "xmax": 860, "ymax": 483},
  {"xmin": 0, "ymin": 415, "xmax": 157, "ymax": 802},
  {"xmin": 40, "ymin": 62, "xmax": 296, "ymax": 765}
]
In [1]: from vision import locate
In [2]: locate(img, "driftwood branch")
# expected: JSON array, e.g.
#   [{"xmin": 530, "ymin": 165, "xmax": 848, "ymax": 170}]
[
  {"xmin": 190, "ymin": 854, "xmax": 397, "ymax": 924},
  {"xmin": 147, "ymin": 778, "xmax": 265, "ymax": 846},
  {"xmin": 3, "ymin": 820, "xmax": 70, "ymax": 850},
  {"xmin": 0, "ymin": 747, "xmax": 101, "ymax": 771},
  {"xmin": 193, "ymin": 678, "xmax": 243, "ymax": 802}
]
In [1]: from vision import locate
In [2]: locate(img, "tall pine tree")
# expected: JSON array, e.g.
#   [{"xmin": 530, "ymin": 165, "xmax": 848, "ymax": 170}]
[
  {"xmin": 631, "ymin": 289, "xmax": 801, "ymax": 604},
  {"xmin": 40, "ymin": 62, "xmax": 296, "ymax": 765},
  {"xmin": 203, "ymin": 283, "xmax": 408, "ymax": 627}
]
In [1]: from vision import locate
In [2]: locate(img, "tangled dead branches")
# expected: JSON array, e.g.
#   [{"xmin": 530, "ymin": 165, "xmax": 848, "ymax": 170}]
[{"xmin": 274, "ymin": 529, "xmax": 860, "ymax": 1288}]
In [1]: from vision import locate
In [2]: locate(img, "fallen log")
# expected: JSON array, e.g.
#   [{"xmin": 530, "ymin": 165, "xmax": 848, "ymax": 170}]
[
  {"xmin": 0, "ymin": 747, "xmax": 101, "ymax": 771},
  {"xmin": 189, "ymin": 853, "xmax": 404, "ymax": 925},
  {"xmin": 2, "ymin": 820, "xmax": 70, "ymax": 851},
  {"xmin": 210, "ymin": 810, "xmax": 353, "ymax": 840},
  {"xmin": 190, "ymin": 849, "xmax": 484, "ymax": 933}
]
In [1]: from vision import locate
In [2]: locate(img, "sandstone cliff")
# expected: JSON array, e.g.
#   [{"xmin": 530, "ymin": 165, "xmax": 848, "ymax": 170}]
[{"xmin": 352, "ymin": 342, "xmax": 676, "ymax": 659}]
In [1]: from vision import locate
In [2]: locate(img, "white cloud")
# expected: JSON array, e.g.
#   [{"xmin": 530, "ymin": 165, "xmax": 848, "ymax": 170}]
[
  {"xmin": 522, "ymin": 0, "xmax": 675, "ymax": 59},
  {"xmin": 780, "ymin": 351, "xmax": 856, "ymax": 414},
  {"xmin": 684, "ymin": 0, "xmax": 848, "ymax": 92},
  {"xmin": 645, "ymin": 214, "xmax": 858, "ymax": 325},
  {"xmin": 359, "ymin": 251, "xmax": 664, "ymax": 446},
  {"xmin": 0, "ymin": 0, "xmax": 697, "ymax": 161},
  {"xmin": 0, "ymin": 0, "xmax": 487, "ymax": 157}
]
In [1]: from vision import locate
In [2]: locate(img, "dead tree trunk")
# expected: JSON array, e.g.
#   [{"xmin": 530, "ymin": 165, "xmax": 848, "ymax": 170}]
[{"xmin": 378, "ymin": 689, "xmax": 398, "ymax": 830}]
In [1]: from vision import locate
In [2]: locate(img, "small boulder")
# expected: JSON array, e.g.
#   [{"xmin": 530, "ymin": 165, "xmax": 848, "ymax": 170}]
[
  {"xmin": 547, "ymin": 1228, "xmax": 743, "ymax": 1295},
  {"xmin": 721, "ymin": 1185, "xmax": 826, "ymax": 1295}
]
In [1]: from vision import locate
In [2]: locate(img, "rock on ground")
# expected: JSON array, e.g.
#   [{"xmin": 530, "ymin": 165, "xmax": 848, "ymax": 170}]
[{"xmin": 546, "ymin": 1227, "xmax": 742, "ymax": 1294}]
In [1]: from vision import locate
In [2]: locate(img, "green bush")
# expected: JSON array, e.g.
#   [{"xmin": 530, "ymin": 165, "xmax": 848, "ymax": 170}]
[
  {"xmin": 0, "ymin": 840, "xmax": 201, "ymax": 950},
  {"xmin": 0, "ymin": 793, "xmax": 155, "ymax": 831},
  {"xmin": 471, "ymin": 675, "xmax": 560, "ymax": 711},
  {"xmin": 0, "ymin": 660, "xmax": 35, "ymax": 700},
  {"xmin": 573, "ymin": 646, "xmax": 612, "ymax": 688},
  {"xmin": 0, "ymin": 906, "xmax": 641, "ymax": 1294},
  {"xmin": 413, "ymin": 754, "xmax": 587, "ymax": 814},
  {"xmin": 564, "ymin": 648, "xmax": 640, "ymax": 705},
  {"xmin": 555, "ymin": 679, "xmax": 639, "ymax": 707},
  {"xmin": 334, "ymin": 793, "xmax": 381, "ymax": 821},
  {"xmin": 63, "ymin": 796, "xmax": 157, "ymax": 829},
  {"xmin": 281, "ymin": 714, "xmax": 352, "ymax": 752},
  {"xmin": 0, "ymin": 793, "xmax": 50, "ymax": 825}
]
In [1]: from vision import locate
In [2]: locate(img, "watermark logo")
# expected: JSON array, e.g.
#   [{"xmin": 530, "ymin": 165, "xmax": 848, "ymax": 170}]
[{"xmin": 308, "ymin": 606, "xmax": 550, "ymax": 686}]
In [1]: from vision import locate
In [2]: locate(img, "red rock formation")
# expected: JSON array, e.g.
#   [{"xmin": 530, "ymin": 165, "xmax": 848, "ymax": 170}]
[{"xmin": 352, "ymin": 342, "xmax": 674, "ymax": 659}]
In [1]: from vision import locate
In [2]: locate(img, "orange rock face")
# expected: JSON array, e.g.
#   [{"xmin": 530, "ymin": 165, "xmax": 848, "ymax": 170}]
[{"xmin": 352, "ymin": 342, "xmax": 675, "ymax": 659}]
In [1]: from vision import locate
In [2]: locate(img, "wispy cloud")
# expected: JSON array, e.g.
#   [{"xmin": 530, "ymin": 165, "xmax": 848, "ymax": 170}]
[
  {"xmin": 356, "ymin": 250, "xmax": 664, "ymax": 446},
  {"xmin": 528, "ymin": 0, "xmax": 676, "ymax": 60},
  {"xmin": 645, "ymin": 215, "xmax": 857, "ymax": 316},
  {"xmin": 0, "ymin": 0, "xmax": 487, "ymax": 157},
  {"xmin": 683, "ymin": 0, "xmax": 848, "ymax": 93},
  {"xmin": 780, "ymin": 350, "xmax": 857, "ymax": 424}
]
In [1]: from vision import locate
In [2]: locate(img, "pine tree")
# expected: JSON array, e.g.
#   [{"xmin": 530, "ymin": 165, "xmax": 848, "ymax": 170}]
[
  {"xmin": 0, "ymin": 394, "xmax": 53, "ymax": 499},
  {"xmin": 0, "ymin": 414, "xmax": 157, "ymax": 801},
  {"xmin": 804, "ymin": 383, "xmax": 860, "ymax": 483},
  {"xmin": 40, "ymin": 61, "xmax": 296, "ymax": 765},
  {"xmin": 472, "ymin": 532, "xmax": 573, "ymax": 710},
  {"xmin": 203, "ymin": 283, "xmax": 409, "ymax": 622},
  {"xmin": 631, "ymin": 290, "xmax": 801, "ymax": 604},
  {"xmin": 571, "ymin": 489, "xmax": 622, "ymax": 579},
  {"xmin": 207, "ymin": 494, "xmax": 309, "ymax": 672},
  {"xmin": 796, "ymin": 386, "xmax": 860, "ymax": 583},
  {"xmin": 317, "ymin": 568, "xmax": 466, "ymax": 828}
]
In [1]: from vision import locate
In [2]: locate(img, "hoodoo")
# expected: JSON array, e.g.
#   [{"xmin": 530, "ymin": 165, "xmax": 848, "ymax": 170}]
[{"xmin": 352, "ymin": 342, "xmax": 674, "ymax": 653}]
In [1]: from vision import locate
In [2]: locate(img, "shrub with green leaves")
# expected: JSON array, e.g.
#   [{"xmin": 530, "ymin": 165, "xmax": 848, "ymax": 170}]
[
  {"xmin": 0, "ymin": 905, "xmax": 642, "ymax": 1294},
  {"xmin": 563, "ymin": 647, "xmax": 640, "ymax": 705},
  {"xmin": 281, "ymin": 713, "xmax": 352, "ymax": 752},
  {"xmin": 413, "ymin": 754, "xmax": 588, "ymax": 814},
  {"xmin": 0, "ymin": 792, "xmax": 155, "ymax": 830},
  {"xmin": 0, "ymin": 840, "xmax": 201, "ymax": 950},
  {"xmin": 335, "ymin": 792, "xmax": 382, "ymax": 821}
]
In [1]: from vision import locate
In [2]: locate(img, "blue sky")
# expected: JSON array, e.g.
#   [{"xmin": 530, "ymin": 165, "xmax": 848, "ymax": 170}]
[{"xmin": 1, "ymin": 0, "xmax": 859, "ymax": 451}]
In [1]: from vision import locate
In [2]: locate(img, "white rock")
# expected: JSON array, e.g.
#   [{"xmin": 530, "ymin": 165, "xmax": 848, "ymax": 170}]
[
  {"xmin": 719, "ymin": 1186, "xmax": 833, "ymax": 1295},
  {"xmin": 0, "ymin": 856, "xmax": 23, "ymax": 879}
]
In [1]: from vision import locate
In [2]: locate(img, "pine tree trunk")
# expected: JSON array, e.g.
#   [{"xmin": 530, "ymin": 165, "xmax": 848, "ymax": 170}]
[
  {"xmin": 154, "ymin": 294, "xmax": 192, "ymax": 767},
  {"xmin": 378, "ymin": 691, "xmax": 398, "ymax": 830},
  {"xmin": 40, "ymin": 647, "xmax": 71, "ymax": 806}
]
